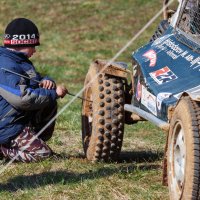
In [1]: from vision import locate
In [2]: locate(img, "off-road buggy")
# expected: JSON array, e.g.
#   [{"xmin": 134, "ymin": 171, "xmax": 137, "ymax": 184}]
[{"xmin": 82, "ymin": 0, "xmax": 200, "ymax": 199}]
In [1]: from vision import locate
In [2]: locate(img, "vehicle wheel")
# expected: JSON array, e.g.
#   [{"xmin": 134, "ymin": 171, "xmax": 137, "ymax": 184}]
[
  {"xmin": 82, "ymin": 66, "xmax": 125, "ymax": 161},
  {"xmin": 167, "ymin": 96, "xmax": 200, "ymax": 200}
]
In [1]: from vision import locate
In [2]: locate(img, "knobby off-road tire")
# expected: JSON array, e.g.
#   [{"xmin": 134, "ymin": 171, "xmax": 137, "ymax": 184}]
[
  {"xmin": 82, "ymin": 66, "xmax": 125, "ymax": 162},
  {"xmin": 167, "ymin": 96, "xmax": 200, "ymax": 200}
]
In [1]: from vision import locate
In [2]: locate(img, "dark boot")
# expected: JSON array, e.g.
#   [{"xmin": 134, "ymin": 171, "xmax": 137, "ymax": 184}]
[{"xmin": 30, "ymin": 102, "xmax": 57, "ymax": 141}]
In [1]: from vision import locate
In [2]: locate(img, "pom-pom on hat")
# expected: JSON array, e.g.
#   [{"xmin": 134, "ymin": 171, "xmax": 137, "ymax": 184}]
[{"xmin": 4, "ymin": 18, "xmax": 40, "ymax": 47}]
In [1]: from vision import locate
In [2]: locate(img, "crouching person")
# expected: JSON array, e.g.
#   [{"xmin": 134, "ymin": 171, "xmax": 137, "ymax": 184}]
[{"xmin": 0, "ymin": 18, "xmax": 68, "ymax": 162}]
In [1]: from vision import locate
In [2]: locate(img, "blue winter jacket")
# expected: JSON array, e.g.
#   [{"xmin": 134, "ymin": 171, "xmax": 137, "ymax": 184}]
[{"xmin": 0, "ymin": 47, "xmax": 57, "ymax": 144}]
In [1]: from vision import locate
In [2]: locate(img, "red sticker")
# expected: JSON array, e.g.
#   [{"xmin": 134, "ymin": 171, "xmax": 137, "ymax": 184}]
[
  {"xmin": 150, "ymin": 66, "xmax": 178, "ymax": 85},
  {"xmin": 4, "ymin": 39, "xmax": 39, "ymax": 45},
  {"xmin": 143, "ymin": 50, "xmax": 157, "ymax": 67}
]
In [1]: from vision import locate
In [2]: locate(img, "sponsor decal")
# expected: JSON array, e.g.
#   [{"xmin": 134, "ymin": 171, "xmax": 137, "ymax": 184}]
[
  {"xmin": 174, "ymin": 85, "xmax": 200, "ymax": 99},
  {"xmin": 136, "ymin": 78, "xmax": 142, "ymax": 101},
  {"xmin": 156, "ymin": 92, "xmax": 172, "ymax": 110},
  {"xmin": 143, "ymin": 50, "xmax": 157, "ymax": 67},
  {"xmin": 141, "ymin": 85, "xmax": 157, "ymax": 115},
  {"xmin": 4, "ymin": 34, "xmax": 10, "ymax": 39},
  {"xmin": 154, "ymin": 37, "xmax": 200, "ymax": 70},
  {"xmin": 4, "ymin": 39, "xmax": 39, "ymax": 45},
  {"xmin": 149, "ymin": 66, "xmax": 178, "ymax": 85},
  {"xmin": 152, "ymin": 34, "xmax": 172, "ymax": 46},
  {"xmin": 4, "ymin": 34, "xmax": 39, "ymax": 45}
]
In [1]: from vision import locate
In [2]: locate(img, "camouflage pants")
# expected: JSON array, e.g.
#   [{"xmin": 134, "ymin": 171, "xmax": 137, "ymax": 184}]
[
  {"xmin": 0, "ymin": 126, "xmax": 52, "ymax": 162},
  {"xmin": 0, "ymin": 103, "xmax": 57, "ymax": 162}
]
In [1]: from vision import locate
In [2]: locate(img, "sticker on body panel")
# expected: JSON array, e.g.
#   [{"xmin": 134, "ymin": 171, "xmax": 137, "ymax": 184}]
[
  {"xmin": 141, "ymin": 85, "xmax": 157, "ymax": 116},
  {"xmin": 143, "ymin": 50, "xmax": 157, "ymax": 67},
  {"xmin": 157, "ymin": 92, "xmax": 172, "ymax": 110},
  {"xmin": 174, "ymin": 85, "xmax": 200, "ymax": 99},
  {"xmin": 152, "ymin": 33, "xmax": 172, "ymax": 47},
  {"xmin": 149, "ymin": 66, "xmax": 178, "ymax": 85},
  {"xmin": 136, "ymin": 77, "xmax": 142, "ymax": 101}
]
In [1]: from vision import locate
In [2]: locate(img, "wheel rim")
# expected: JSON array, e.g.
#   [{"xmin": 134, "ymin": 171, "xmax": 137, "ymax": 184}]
[{"xmin": 169, "ymin": 121, "xmax": 186, "ymax": 199}]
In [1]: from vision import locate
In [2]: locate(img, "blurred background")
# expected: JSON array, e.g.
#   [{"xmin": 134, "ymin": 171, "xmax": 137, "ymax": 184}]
[{"xmin": 0, "ymin": 0, "xmax": 178, "ymax": 199}]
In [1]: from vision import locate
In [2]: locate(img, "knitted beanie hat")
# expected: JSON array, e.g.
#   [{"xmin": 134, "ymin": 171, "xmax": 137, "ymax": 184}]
[{"xmin": 4, "ymin": 18, "xmax": 40, "ymax": 47}]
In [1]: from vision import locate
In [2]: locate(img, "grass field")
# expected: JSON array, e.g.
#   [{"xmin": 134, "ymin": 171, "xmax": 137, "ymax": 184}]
[{"xmin": 0, "ymin": 0, "xmax": 172, "ymax": 199}]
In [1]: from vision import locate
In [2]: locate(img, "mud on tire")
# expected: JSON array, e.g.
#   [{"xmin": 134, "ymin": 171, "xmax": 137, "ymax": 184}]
[
  {"xmin": 82, "ymin": 66, "xmax": 125, "ymax": 161},
  {"xmin": 167, "ymin": 96, "xmax": 200, "ymax": 200}
]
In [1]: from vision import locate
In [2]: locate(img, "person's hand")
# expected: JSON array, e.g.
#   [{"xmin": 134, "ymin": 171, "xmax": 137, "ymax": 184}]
[
  {"xmin": 39, "ymin": 80, "xmax": 56, "ymax": 89},
  {"xmin": 56, "ymin": 85, "xmax": 68, "ymax": 98}
]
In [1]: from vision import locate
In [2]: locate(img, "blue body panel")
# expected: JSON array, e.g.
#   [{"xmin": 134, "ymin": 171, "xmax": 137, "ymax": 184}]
[{"xmin": 132, "ymin": 26, "xmax": 200, "ymax": 121}]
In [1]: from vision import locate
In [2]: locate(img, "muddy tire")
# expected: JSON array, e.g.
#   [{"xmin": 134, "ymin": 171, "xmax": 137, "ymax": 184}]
[
  {"xmin": 82, "ymin": 66, "xmax": 125, "ymax": 161},
  {"xmin": 167, "ymin": 96, "xmax": 200, "ymax": 200}
]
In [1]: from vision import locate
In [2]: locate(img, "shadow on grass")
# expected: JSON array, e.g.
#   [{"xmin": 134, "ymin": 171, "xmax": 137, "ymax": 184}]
[
  {"xmin": 51, "ymin": 150, "xmax": 164, "ymax": 163},
  {"xmin": 0, "ymin": 150, "xmax": 163, "ymax": 192},
  {"xmin": 118, "ymin": 150, "xmax": 164, "ymax": 163},
  {"xmin": 0, "ymin": 169, "xmax": 114, "ymax": 192},
  {"xmin": 0, "ymin": 163, "xmax": 161, "ymax": 192}
]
